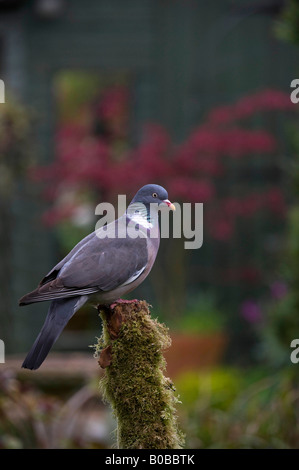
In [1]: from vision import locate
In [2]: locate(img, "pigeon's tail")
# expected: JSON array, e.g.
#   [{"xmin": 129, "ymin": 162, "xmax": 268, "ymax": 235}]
[{"xmin": 22, "ymin": 295, "xmax": 88, "ymax": 370}]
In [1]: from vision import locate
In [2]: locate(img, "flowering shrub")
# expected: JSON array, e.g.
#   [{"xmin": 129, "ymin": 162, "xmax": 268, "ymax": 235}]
[
  {"xmin": 32, "ymin": 88, "xmax": 292, "ymax": 243},
  {"xmin": 29, "ymin": 86, "xmax": 295, "ymax": 320}
]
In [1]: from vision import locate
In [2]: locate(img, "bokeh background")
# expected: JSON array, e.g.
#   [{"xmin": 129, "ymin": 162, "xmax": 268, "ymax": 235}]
[{"xmin": 1, "ymin": 0, "xmax": 299, "ymax": 448}]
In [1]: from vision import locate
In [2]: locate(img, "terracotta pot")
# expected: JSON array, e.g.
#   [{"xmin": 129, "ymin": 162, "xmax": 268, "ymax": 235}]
[{"xmin": 164, "ymin": 332, "xmax": 227, "ymax": 378}]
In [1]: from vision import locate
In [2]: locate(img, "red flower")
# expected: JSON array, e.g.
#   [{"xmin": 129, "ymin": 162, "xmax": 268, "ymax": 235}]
[
  {"xmin": 222, "ymin": 197, "xmax": 244, "ymax": 217},
  {"xmin": 208, "ymin": 89, "xmax": 293, "ymax": 125},
  {"xmin": 168, "ymin": 177, "xmax": 215, "ymax": 203},
  {"xmin": 210, "ymin": 217, "xmax": 234, "ymax": 241},
  {"xmin": 29, "ymin": 87, "xmax": 289, "ymax": 246}
]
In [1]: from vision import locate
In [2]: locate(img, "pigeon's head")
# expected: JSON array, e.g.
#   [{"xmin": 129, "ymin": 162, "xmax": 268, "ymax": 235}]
[{"xmin": 130, "ymin": 184, "xmax": 175, "ymax": 211}]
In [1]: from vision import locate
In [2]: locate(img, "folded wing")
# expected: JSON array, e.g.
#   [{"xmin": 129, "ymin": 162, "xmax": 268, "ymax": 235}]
[{"xmin": 19, "ymin": 230, "xmax": 148, "ymax": 305}]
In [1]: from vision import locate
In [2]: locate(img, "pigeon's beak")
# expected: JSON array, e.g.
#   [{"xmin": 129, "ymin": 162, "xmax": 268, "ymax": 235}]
[{"xmin": 163, "ymin": 199, "xmax": 176, "ymax": 211}]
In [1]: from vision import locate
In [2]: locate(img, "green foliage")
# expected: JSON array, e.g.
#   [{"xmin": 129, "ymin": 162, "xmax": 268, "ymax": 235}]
[
  {"xmin": 262, "ymin": 293, "xmax": 299, "ymax": 366},
  {"xmin": 275, "ymin": 0, "xmax": 299, "ymax": 45},
  {"xmin": 172, "ymin": 293, "xmax": 225, "ymax": 334},
  {"xmin": 176, "ymin": 368, "xmax": 243, "ymax": 410},
  {"xmin": 55, "ymin": 219, "xmax": 91, "ymax": 255},
  {"xmin": 2, "ymin": 364, "xmax": 299, "ymax": 449},
  {"xmin": 55, "ymin": 70, "xmax": 128, "ymax": 123},
  {"xmin": 286, "ymin": 207, "xmax": 299, "ymax": 288},
  {"xmin": 0, "ymin": 96, "xmax": 34, "ymax": 198},
  {"xmin": 176, "ymin": 367, "xmax": 299, "ymax": 449},
  {"xmin": 96, "ymin": 301, "xmax": 184, "ymax": 449},
  {"xmin": 260, "ymin": 129, "xmax": 299, "ymax": 365}
]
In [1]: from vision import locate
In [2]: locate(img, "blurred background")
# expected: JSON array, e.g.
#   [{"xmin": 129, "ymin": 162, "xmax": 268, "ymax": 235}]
[{"xmin": 1, "ymin": 0, "xmax": 299, "ymax": 448}]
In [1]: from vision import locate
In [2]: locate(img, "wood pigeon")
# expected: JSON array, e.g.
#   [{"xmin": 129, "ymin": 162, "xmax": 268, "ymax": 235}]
[{"xmin": 19, "ymin": 184, "xmax": 175, "ymax": 370}]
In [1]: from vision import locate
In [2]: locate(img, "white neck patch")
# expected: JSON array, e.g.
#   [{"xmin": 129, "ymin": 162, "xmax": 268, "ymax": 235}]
[
  {"xmin": 130, "ymin": 212, "xmax": 153, "ymax": 229},
  {"xmin": 127, "ymin": 202, "xmax": 154, "ymax": 229}
]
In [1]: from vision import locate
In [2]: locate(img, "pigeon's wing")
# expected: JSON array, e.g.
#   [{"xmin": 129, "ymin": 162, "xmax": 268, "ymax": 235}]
[
  {"xmin": 19, "ymin": 229, "xmax": 148, "ymax": 305},
  {"xmin": 60, "ymin": 235, "xmax": 147, "ymax": 290},
  {"xmin": 38, "ymin": 231, "xmax": 96, "ymax": 286}
]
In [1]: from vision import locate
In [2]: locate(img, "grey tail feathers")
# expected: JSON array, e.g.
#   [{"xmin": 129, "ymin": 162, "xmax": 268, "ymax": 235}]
[{"xmin": 22, "ymin": 295, "xmax": 88, "ymax": 370}]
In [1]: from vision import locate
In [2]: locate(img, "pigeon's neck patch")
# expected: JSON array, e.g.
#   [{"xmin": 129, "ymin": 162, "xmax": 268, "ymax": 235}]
[
  {"xmin": 127, "ymin": 202, "xmax": 155, "ymax": 229},
  {"xmin": 130, "ymin": 213, "xmax": 153, "ymax": 229}
]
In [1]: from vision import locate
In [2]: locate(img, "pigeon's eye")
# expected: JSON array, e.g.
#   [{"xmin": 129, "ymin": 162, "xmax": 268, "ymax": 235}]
[{"xmin": 152, "ymin": 192, "xmax": 158, "ymax": 198}]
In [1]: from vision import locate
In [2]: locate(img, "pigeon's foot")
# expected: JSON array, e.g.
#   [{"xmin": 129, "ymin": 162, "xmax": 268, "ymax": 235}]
[{"xmin": 110, "ymin": 298, "xmax": 139, "ymax": 310}]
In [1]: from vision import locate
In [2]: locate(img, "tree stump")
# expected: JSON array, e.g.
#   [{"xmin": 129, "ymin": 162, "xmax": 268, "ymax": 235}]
[{"xmin": 95, "ymin": 300, "xmax": 184, "ymax": 449}]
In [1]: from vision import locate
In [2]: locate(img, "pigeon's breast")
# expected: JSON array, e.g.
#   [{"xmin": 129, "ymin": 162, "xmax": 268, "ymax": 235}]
[{"xmin": 89, "ymin": 233, "xmax": 160, "ymax": 305}]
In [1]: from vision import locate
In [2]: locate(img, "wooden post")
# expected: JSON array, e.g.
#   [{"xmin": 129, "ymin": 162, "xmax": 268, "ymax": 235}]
[{"xmin": 96, "ymin": 300, "xmax": 184, "ymax": 449}]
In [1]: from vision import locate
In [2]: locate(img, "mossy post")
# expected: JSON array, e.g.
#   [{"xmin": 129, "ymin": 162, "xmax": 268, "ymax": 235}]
[{"xmin": 96, "ymin": 300, "xmax": 184, "ymax": 449}]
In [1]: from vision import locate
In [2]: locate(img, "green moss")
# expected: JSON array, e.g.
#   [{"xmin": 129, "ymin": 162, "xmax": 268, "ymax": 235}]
[{"xmin": 95, "ymin": 301, "xmax": 184, "ymax": 449}]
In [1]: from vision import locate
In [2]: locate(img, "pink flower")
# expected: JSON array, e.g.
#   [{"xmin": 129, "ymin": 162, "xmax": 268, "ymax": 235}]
[
  {"xmin": 240, "ymin": 300, "xmax": 262, "ymax": 323},
  {"xmin": 42, "ymin": 205, "xmax": 76, "ymax": 227},
  {"xmin": 241, "ymin": 194, "xmax": 264, "ymax": 217},
  {"xmin": 208, "ymin": 89, "xmax": 293, "ymax": 125},
  {"xmin": 207, "ymin": 105, "xmax": 235, "ymax": 125},
  {"xmin": 210, "ymin": 217, "xmax": 234, "ymax": 241},
  {"xmin": 235, "ymin": 89, "xmax": 293, "ymax": 120},
  {"xmin": 97, "ymin": 86, "xmax": 129, "ymax": 120},
  {"xmin": 222, "ymin": 197, "xmax": 243, "ymax": 217},
  {"xmin": 168, "ymin": 177, "xmax": 215, "ymax": 202},
  {"xmin": 270, "ymin": 281, "xmax": 288, "ymax": 300}
]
